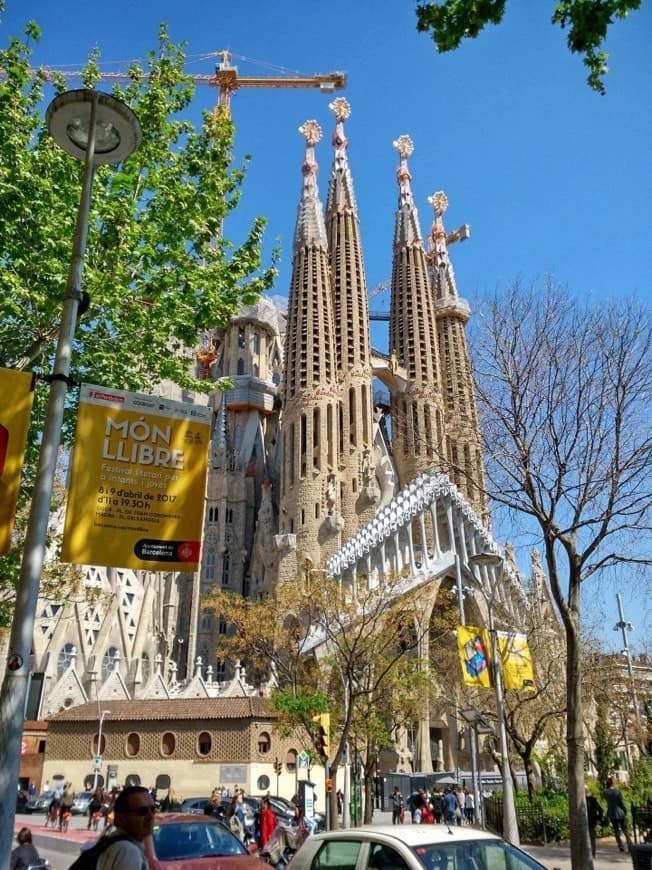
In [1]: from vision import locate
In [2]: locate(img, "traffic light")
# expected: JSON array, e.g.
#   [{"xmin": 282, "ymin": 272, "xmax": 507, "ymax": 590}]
[
  {"xmin": 274, "ymin": 759, "xmax": 282, "ymax": 776},
  {"xmin": 312, "ymin": 713, "xmax": 330, "ymax": 761},
  {"xmin": 326, "ymin": 778, "xmax": 333, "ymax": 793}
]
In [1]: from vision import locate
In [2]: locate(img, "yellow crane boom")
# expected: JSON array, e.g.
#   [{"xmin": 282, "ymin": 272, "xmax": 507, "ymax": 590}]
[{"xmin": 3, "ymin": 49, "xmax": 346, "ymax": 118}]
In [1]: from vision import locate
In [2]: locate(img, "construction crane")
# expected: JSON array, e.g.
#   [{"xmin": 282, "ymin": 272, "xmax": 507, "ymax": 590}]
[
  {"xmin": 3, "ymin": 49, "xmax": 346, "ymax": 119},
  {"xmin": 211, "ymin": 50, "xmax": 346, "ymax": 117}
]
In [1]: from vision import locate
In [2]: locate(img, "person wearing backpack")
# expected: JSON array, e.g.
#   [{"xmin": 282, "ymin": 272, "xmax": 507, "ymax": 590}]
[{"xmin": 68, "ymin": 785, "xmax": 154, "ymax": 869}]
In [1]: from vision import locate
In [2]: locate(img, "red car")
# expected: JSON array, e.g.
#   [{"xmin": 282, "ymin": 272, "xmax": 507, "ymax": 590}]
[{"xmin": 143, "ymin": 813, "xmax": 262, "ymax": 869}]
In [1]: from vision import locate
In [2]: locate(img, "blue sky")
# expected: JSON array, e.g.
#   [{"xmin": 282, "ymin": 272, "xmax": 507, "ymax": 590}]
[{"xmin": 3, "ymin": 1, "xmax": 650, "ymax": 650}]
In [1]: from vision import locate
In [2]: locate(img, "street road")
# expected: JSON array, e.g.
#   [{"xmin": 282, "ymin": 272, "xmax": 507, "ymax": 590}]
[{"xmin": 14, "ymin": 810, "xmax": 636, "ymax": 870}]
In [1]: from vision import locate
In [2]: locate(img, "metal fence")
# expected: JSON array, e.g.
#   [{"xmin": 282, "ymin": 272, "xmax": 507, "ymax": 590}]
[
  {"xmin": 633, "ymin": 806, "xmax": 652, "ymax": 844},
  {"xmin": 484, "ymin": 797, "xmax": 565, "ymax": 844}
]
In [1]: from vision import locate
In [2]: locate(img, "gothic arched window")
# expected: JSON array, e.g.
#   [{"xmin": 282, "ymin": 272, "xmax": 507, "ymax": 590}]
[
  {"xmin": 102, "ymin": 646, "xmax": 120, "ymax": 679},
  {"xmin": 57, "ymin": 643, "xmax": 75, "ymax": 676}
]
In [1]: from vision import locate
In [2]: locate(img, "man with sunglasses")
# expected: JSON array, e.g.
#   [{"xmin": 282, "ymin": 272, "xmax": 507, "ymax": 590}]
[{"xmin": 97, "ymin": 785, "xmax": 155, "ymax": 869}]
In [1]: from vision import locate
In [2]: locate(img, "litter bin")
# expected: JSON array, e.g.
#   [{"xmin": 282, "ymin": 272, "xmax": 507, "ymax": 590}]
[{"xmin": 631, "ymin": 843, "xmax": 652, "ymax": 870}]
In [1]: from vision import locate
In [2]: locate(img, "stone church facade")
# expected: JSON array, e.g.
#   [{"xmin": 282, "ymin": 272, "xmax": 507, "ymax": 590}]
[{"xmin": 19, "ymin": 97, "xmax": 543, "ymax": 783}]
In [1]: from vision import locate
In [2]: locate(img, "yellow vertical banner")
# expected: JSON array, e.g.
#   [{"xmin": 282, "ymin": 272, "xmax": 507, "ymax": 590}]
[
  {"xmin": 457, "ymin": 625, "xmax": 493, "ymax": 688},
  {"xmin": 61, "ymin": 384, "xmax": 211, "ymax": 570},
  {"xmin": 498, "ymin": 631, "xmax": 536, "ymax": 691},
  {"xmin": 0, "ymin": 368, "xmax": 36, "ymax": 554}
]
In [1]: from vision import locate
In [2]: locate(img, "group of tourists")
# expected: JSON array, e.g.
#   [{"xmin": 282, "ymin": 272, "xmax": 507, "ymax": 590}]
[{"xmin": 391, "ymin": 785, "xmax": 476, "ymax": 826}]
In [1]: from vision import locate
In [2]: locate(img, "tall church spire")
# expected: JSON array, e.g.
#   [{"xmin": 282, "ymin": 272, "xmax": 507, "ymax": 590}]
[
  {"xmin": 325, "ymin": 98, "xmax": 378, "ymax": 531},
  {"xmin": 293, "ymin": 120, "xmax": 328, "ymax": 253},
  {"xmin": 279, "ymin": 121, "xmax": 342, "ymax": 580},
  {"xmin": 389, "ymin": 136, "xmax": 445, "ymax": 486},
  {"xmin": 427, "ymin": 192, "xmax": 487, "ymax": 519}
]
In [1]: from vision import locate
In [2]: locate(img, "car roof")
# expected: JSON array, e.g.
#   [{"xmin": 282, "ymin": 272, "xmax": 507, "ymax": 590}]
[
  {"xmin": 310, "ymin": 824, "xmax": 502, "ymax": 847},
  {"xmin": 155, "ymin": 812, "xmax": 224, "ymax": 824}
]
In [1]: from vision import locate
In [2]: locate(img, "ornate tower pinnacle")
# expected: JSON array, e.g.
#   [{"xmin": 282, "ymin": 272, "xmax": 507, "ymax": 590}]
[
  {"xmin": 427, "ymin": 190, "xmax": 451, "ymax": 270},
  {"xmin": 329, "ymin": 97, "xmax": 350, "ymax": 173},
  {"xmin": 393, "ymin": 135, "xmax": 415, "ymax": 210},
  {"xmin": 294, "ymin": 121, "xmax": 327, "ymax": 253}
]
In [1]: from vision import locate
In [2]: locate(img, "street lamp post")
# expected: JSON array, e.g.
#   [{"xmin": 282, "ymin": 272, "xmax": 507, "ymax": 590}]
[
  {"xmin": 93, "ymin": 709, "xmax": 112, "ymax": 791},
  {"xmin": 614, "ymin": 593, "xmax": 644, "ymax": 752},
  {"xmin": 0, "ymin": 90, "xmax": 141, "ymax": 863},
  {"xmin": 460, "ymin": 706, "xmax": 494, "ymax": 828},
  {"xmin": 468, "ymin": 552, "xmax": 520, "ymax": 846}
]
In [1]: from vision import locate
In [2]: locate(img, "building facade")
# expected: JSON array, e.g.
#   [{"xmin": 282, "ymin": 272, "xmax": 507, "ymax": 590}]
[{"xmin": 21, "ymin": 98, "xmax": 526, "ymax": 784}]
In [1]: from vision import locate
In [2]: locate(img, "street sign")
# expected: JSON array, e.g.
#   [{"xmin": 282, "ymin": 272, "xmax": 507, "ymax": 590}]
[
  {"xmin": 298, "ymin": 751, "xmax": 309, "ymax": 769},
  {"xmin": 92, "ymin": 755, "xmax": 102, "ymax": 771}
]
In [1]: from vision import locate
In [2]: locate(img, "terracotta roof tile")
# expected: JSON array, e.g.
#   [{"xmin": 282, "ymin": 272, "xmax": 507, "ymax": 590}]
[{"xmin": 51, "ymin": 696, "xmax": 276, "ymax": 722}]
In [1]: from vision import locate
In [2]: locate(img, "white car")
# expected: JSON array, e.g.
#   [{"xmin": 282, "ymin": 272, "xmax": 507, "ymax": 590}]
[{"xmin": 289, "ymin": 824, "xmax": 547, "ymax": 870}]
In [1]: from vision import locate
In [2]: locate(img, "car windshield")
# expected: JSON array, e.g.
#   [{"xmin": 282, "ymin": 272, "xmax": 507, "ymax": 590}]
[
  {"xmin": 411, "ymin": 839, "xmax": 544, "ymax": 869},
  {"xmin": 153, "ymin": 821, "xmax": 248, "ymax": 861}
]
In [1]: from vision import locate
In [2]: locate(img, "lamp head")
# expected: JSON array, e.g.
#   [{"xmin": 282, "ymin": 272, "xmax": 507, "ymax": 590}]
[{"xmin": 46, "ymin": 89, "xmax": 142, "ymax": 166}]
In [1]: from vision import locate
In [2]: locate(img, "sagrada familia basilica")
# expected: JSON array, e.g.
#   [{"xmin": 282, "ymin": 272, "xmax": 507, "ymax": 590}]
[{"xmin": 26, "ymin": 98, "xmax": 550, "ymax": 775}]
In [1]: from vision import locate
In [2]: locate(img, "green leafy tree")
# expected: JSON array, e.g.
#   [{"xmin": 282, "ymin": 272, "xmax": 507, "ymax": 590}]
[
  {"xmin": 415, "ymin": 0, "xmax": 643, "ymax": 93},
  {"xmin": 0, "ymin": 13, "xmax": 276, "ymax": 619}
]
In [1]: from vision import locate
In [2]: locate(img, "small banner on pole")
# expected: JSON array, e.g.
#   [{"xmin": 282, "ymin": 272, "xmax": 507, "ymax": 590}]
[
  {"xmin": 497, "ymin": 631, "xmax": 535, "ymax": 691},
  {"xmin": 0, "ymin": 368, "xmax": 36, "ymax": 554},
  {"xmin": 457, "ymin": 625, "xmax": 492, "ymax": 688},
  {"xmin": 61, "ymin": 384, "xmax": 211, "ymax": 570}
]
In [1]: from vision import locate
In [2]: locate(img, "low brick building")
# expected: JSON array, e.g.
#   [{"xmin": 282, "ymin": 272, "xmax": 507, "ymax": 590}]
[{"xmin": 45, "ymin": 696, "xmax": 321, "ymax": 802}]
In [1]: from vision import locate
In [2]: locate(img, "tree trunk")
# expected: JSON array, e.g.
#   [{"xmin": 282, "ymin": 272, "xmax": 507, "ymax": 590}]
[
  {"xmin": 524, "ymin": 753, "xmax": 537, "ymax": 803},
  {"xmin": 565, "ymin": 570, "xmax": 593, "ymax": 870},
  {"xmin": 363, "ymin": 770, "xmax": 375, "ymax": 824},
  {"xmin": 328, "ymin": 764, "xmax": 339, "ymax": 830}
]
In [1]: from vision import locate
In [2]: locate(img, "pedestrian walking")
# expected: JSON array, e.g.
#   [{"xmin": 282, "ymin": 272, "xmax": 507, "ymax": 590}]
[
  {"xmin": 391, "ymin": 787, "xmax": 404, "ymax": 825},
  {"xmin": 442, "ymin": 788, "xmax": 458, "ymax": 825},
  {"xmin": 585, "ymin": 786, "xmax": 604, "ymax": 858},
  {"xmin": 603, "ymin": 776, "xmax": 631, "ymax": 853},
  {"xmin": 464, "ymin": 789, "xmax": 475, "ymax": 825}
]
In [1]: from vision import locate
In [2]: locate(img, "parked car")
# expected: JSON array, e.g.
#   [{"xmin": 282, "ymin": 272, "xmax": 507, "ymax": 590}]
[
  {"xmin": 145, "ymin": 813, "xmax": 262, "ymax": 868},
  {"xmin": 72, "ymin": 791, "xmax": 94, "ymax": 815},
  {"xmin": 25, "ymin": 790, "xmax": 56, "ymax": 814},
  {"xmin": 289, "ymin": 824, "xmax": 547, "ymax": 870},
  {"xmin": 178, "ymin": 797, "xmax": 211, "ymax": 815}
]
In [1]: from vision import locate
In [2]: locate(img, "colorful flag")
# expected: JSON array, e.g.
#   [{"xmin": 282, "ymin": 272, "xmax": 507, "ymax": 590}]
[
  {"xmin": 0, "ymin": 368, "xmax": 36, "ymax": 554},
  {"xmin": 457, "ymin": 625, "xmax": 492, "ymax": 688},
  {"xmin": 61, "ymin": 384, "xmax": 211, "ymax": 570},
  {"xmin": 498, "ymin": 631, "xmax": 536, "ymax": 691}
]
